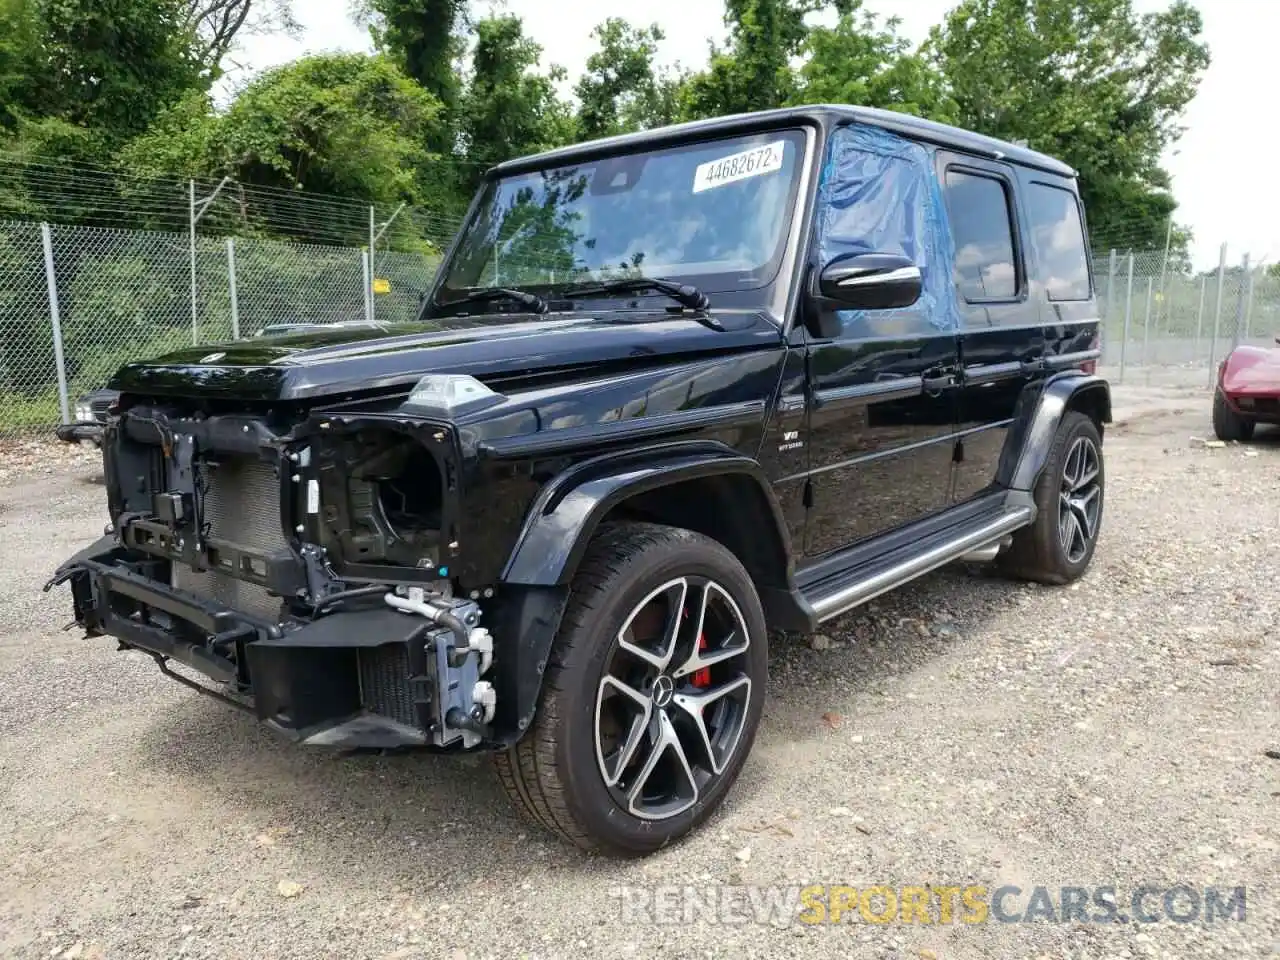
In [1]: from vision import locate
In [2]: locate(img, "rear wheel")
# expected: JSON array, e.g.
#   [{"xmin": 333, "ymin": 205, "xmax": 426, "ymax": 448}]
[
  {"xmin": 1213, "ymin": 390, "xmax": 1255, "ymax": 442},
  {"xmin": 494, "ymin": 522, "xmax": 767, "ymax": 856},
  {"xmin": 1000, "ymin": 411, "xmax": 1104, "ymax": 585}
]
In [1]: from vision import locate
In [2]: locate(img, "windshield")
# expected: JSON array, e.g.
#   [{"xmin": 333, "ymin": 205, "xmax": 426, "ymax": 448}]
[{"xmin": 435, "ymin": 129, "xmax": 807, "ymax": 306}]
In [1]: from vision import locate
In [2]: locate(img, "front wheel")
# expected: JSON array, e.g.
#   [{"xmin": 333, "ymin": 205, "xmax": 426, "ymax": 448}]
[
  {"xmin": 494, "ymin": 522, "xmax": 767, "ymax": 856},
  {"xmin": 1213, "ymin": 390, "xmax": 1255, "ymax": 442},
  {"xmin": 1000, "ymin": 411, "xmax": 1104, "ymax": 584}
]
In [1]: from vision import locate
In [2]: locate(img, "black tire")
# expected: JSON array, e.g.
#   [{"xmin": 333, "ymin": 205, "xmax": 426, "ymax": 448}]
[
  {"xmin": 493, "ymin": 522, "xmax": 768, "ymax": 856},
  {"xmin": 1213, "ymin": 390, "xmax": 1255, "ymax": 442},
  {"xmin": 999, "ymin": 411, "xmax": 1104, "ymax": 585}
]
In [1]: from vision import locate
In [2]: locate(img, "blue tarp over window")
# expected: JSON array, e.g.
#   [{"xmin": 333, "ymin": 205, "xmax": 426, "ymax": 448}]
[{"xmin": 814, "ymin": 124, "xmax": 960, "ymax": 332}]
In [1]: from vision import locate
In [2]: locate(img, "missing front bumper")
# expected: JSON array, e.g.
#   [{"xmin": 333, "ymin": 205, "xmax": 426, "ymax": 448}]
[{"xmin": 48, "ymin": 538, "xmax": 495, "ymax": 750}]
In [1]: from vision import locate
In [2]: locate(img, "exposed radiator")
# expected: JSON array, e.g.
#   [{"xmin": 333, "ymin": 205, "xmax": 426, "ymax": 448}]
[{"xmin": 173, "ymin": 456, "xmax": 286, "ymax": 622}]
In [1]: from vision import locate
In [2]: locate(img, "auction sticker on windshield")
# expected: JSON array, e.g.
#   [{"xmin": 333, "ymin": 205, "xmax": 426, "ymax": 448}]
[{"xmin": 692, "ymin": 141, "xmax": 786, "ymax": 193}]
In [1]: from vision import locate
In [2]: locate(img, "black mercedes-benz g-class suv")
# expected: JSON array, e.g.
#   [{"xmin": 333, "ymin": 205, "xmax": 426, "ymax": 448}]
[{"xmin": 50, "ymin": 105, "xmax": 1108, "ymax": 856}]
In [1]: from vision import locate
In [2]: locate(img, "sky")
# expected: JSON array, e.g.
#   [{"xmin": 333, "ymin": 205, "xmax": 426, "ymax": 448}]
[{"xmin": 228, "ymin": 0, "xmax": 1279, "ymax": 272}]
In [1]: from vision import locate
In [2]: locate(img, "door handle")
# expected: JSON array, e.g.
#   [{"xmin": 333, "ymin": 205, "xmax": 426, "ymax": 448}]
[
  {"xmin": 921, "ymin": 373, "xmax": 958, "ymax": 395},
  {"xmin": 1020, "ymin": 358, "xmax": 1050, "ymax": 376}
]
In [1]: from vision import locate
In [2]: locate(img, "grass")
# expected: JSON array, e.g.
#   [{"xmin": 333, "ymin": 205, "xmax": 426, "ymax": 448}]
[{"xmin": 0, "ymin": 389, "xmax": 61, "ymax": 433}]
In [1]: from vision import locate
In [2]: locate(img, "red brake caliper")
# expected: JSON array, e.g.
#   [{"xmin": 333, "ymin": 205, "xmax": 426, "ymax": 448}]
[{"xmin": 692, "ymin": 631, "xmax": 711, "ymax": 688}]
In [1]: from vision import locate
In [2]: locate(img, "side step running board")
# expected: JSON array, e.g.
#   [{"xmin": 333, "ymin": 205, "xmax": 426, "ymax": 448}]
[{"xmin": 808, "ymin": 506, "xmax": 1033, "ymax": 623}]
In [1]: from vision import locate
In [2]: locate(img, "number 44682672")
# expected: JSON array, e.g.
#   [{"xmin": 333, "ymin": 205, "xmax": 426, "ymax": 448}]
[{"xmin": 692, "ymin": 141, "xmax": 785, "ymax": 193}]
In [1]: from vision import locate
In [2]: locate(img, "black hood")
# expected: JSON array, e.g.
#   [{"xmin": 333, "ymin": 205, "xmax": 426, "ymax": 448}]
[{"xmin": 108, "ymin": 311, "xmax": 784, "ymax": 403}]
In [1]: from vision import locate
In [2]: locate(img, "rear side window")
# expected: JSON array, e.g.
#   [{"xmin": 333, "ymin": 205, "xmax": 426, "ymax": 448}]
[
  {"xmin": 1026, "ymin": 183, "xmax": 1090, "ymax": 300},
  {"xmin": 944, "ymin": 170, "xmax": 1018, "ymax": 300}
]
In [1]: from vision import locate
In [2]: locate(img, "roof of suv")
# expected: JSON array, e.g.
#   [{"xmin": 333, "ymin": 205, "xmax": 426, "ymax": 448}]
[{"xmin": 492, "ymin": 104, "xmax": 1075, "ymax": 179}]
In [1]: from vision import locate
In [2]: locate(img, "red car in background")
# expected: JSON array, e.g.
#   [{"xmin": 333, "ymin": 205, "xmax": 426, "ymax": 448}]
[{"xmin": 1214, "ymin": 337, "xmax": 1280, "ymax": 441}]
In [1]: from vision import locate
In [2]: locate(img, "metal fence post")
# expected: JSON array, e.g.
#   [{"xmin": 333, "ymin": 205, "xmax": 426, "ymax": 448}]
[
  {"xmin": 1104, "ymin": 249, "xmax": 1117, "ymax": 324},
  {"xmin": 226, "ymin": 237, "xmax": 240, "ymax": 340},
  {"xmin": 187, "ymin": 177, "xmax": 229, "ymax": 346},
  {"xmin": 1119, "ymin": 253, "xmax": 1134, "ymax": 383},
  {"xmin": 366, "ymin": 202, "xmax": 405, "ymax": 326},
  {"xmin": 1232, "ymin": 252, "xmax": 1249, "ymax": 349},
  {"xmin": 1141, "ymin": 277, "xmax": 1153, "ymax": 373},
  {"xmin": 369, "ymin": 206, "xmax": 377, "ymax": 324},
  {"xmin": 361, "ymin": 250, "xmax": 372, "ymax": 323},
  {"xmin": 1208, "ymin": 242, "xmax": 1228, "ymax": 387},
  {"xmin": 189, "ymin": 180, "xmax": 199, "ymax": 345},
  {"xmin": 1243, "ymin": 266, "xmax": 1257, "ymax": 341},
  {"xmin": 40, "ymin": 223, "xmax": 71, "ymax": 425},
  {"xmin": 1156, "ymin": 217, "xmax": 1172, "ymax": 336},
  {"xmin": 1193, "ymin": 275, "xmax": 1207, "ymax": 368}
]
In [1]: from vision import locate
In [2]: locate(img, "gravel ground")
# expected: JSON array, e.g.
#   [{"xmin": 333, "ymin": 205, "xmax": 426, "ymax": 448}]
[{"xmin": 1, "ymin": 401, "xmax": 1277, "ymax": 960}]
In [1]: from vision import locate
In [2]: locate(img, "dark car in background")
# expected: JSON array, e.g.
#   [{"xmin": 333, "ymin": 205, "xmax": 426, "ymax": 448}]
[{"xmin": 55, "ymin": 386, "xmax": 120, "ymax": 447}]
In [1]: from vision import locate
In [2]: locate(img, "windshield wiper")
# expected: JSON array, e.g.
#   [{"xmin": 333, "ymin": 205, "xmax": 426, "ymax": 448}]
[
  {"xmin": 435, "ymin": 287, "xmax": 547, "ymax": 315},
  {"xmin": 561, "ymin": 278, "xmax": 710, "ymax": 311}
]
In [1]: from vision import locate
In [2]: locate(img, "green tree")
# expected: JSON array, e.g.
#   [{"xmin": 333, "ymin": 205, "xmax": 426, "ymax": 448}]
[
  {"xmin": 35, "ymin": 0, "xmax": 203, "ymax": 141},
  {"xmin": 0, "ymin": 0, "xmax": 221, "ymax": 229},
  {"xmin": 795, "ymin": 0, "xmax": 956, "ymax": 122},
  {"xmin": 354, "ymin": 0, "xmax": 473, "ymax": 214},
  {"xmin": 0, "ymin": 0, "xmax": 41, "ymax": 130},
  {"xmin": 928, "ymin": 0, "xmax": 1210, "ymax": 252},
  {"xmin": 460, "ymin": 15, "xmax": 573, "ymax": 185},
  {"xmin": 1164, "ymin": 224, "xmax": 1193, "ymax": 274},
  {"xmin": 574, "ymin": 19, "xmax": 682, "ymax": 140},
  {"xmin": 678, "ymin": 0, "xmax": 818, "ymax": 120},
  {"xmin": 115, "ymin": 90, "xmax": 220, "ymax": 181},
  {"xmin": 357, "ymin": 0, "xmax": 467, "ymax": 116},
  {"xmin": 121, "ymin": 53, "xmax": 447, "ymax": 237},
  {"xmin": 0, "ymin": 0, "xmax": 205, "ymax": 160}
]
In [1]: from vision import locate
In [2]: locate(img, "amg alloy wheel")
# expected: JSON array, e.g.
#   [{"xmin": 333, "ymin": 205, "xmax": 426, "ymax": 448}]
[
  {"xmin": 1058, "ymin": 435, "xmax": 1102, "ymax": 565},
  {"xmin": 1000, "ymin": 411, "xmax": 1105, "ymax": 584},
  {"xmin": 594, "ymin": 576, "xmax": 754, "ymax": 822},
  {"xmin": 495, "ymin": 522, "xmax": 767, "ymax": 855}
]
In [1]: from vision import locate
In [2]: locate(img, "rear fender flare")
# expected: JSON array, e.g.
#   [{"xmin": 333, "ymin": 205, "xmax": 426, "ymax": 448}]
[{"xmin": 998, "ymin": 373, "xmax": 1111, "ymax": 491}]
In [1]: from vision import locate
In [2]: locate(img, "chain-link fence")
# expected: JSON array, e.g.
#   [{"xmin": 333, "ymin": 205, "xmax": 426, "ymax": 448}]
[
  {"xmin": 3, "ymin": 210, "xmax": 1279, "ymax": 440},
  {"xmin": 1094, "ymin": 249, "xmax": 1279, "ymax": 388},
  {"xmin": 0, "ymin": 222, "xmax": 56, "ymax": 433},
  {"xmin": 0, "ymin": 220, "xmax": 443, "ymax": 438}
]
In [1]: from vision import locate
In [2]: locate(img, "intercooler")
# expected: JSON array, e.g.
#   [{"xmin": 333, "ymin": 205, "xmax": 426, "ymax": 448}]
[{"xmin": 172, "ymin": 456, "xmax": 288, "ymax": 622}]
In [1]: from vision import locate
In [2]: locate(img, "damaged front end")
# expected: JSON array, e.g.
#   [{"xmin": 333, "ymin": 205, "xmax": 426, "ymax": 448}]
[{"xmin": 47, "ymin": 387, "xmax": 504, "ymax": 751}]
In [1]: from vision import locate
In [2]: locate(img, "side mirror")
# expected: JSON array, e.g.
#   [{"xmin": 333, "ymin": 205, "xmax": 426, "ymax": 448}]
[{"xmin": 818, "ymin": 253, "xmax": 923, "ymax": 310}]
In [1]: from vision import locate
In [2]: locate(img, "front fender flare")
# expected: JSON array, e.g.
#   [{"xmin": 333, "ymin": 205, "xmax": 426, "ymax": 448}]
[
  {"xmin": 998, "ymin": 373, "xmax": 1112, "ymax": 491},
  {"xmin": 490, "ymin": 441, "xmax": 806, "ymax": 745},
  {"xmin": 501, "ymin": 440, "xmax": 792, "ymax": 586}
]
